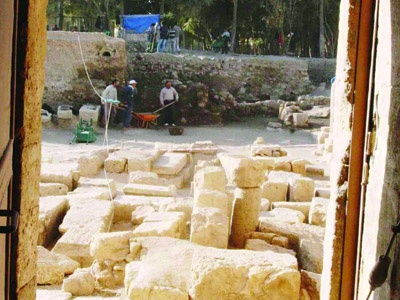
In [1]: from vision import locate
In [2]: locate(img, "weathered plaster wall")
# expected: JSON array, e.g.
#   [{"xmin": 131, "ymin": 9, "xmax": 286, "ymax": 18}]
[
  {"xmin": 12, "ymin": 0, "xmax": 48, "ymax": 298},
  {"xmin": 357, "ymin": 1, "xmax": 400, "ymax": 299},
  {"xmin": 321, "ymin": 0, "xmax": 358, "ymax": 299}
]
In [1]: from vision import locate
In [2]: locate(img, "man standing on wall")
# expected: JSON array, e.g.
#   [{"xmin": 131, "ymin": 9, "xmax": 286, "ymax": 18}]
[
  {"xmin": 157, "ymin": 20, "xmax": 168, "ymax": 53},
  {"xmin": 221, "ymin": 29, "xmax": 231, "ymax": 54},
  {"xmin": 100, "ymin": 79, "xmax": 119, "ymax": 127},
  {"xmin": 160, "ymin": 81, "xmax": 179, "ymax": 126},
  {"xmin": 122, "ymin": 79, "xmax": 138, "ymax": 130},
  {"xmin": 173, "ymin": 23, "xmax": 182, "ymax": 54}
]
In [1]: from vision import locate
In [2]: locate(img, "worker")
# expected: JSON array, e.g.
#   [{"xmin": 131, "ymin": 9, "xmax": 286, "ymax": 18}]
[
  {"xmin": 100, "ymin": 79, "xmax": 119, "ymax": 127},
  {"xmin": 122, "ymin": 80, "xmax": 138, "ymax": 130},
  {"xmin": 160, "ymin": 80, "xmax": 179, "ymax": 126},
  {"xmin": 221, "ymin": 29, "xmax": 230, "ymax": 54}
]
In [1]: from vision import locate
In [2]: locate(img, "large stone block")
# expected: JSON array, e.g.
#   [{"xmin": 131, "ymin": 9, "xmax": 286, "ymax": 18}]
[
  {"xmin": 123, "ymin": 183, "xmax": 177, "ymax": 197},
  {"xmin": 219, "ymin": 155, "xmax": 264, "ymax": 188},
  {"xmin": 272, "ymin": 202, "xmax": 312, "ymax": 222},
  {"xmin": 113, "ymin": 195, "xmax": 152, "ymax": 223},
  {"xmin": 230, "ymin": 187, "xmax": 261, "ymax": 248},
  {"xmin": 274, "ymin": 161, "xmax": 292, "ymax": 172},
  {"xmin": 41, "ymin": 163, "xmax": 77, "ymax": 190},
  {"xmin": 144, "ymin": 212, "xmax": 186, "ymax": 239},
  {"xmin": 90, "ymin": 231, "xmax": 134, "ymax": 263},
  {"xmin": 252, "ymin": 156, "xmax": 276, "ymax": 172},
  {"xmin": 261, "ymin": 181, "xmax": 288, "ymax": 202},
  {"xmin": 190, "ymin": 207, "xmax": 229, "ymax": 249},
  {"xmin": 79, "ymin": 104, "xmax": 100, "ymax": 124},
  {"xmin": 289, "ymin": 177, "xmax": 315, "ymax": 202},
  {"xmin": 193, "ymin": 166, "xmax": 226, "ymax": 192},
  {"xmin": 293, "ymin": 112, "xmax": 309, "ymax": 128},
  {"xmin": 104, "ymin": 154, "xmax": 127, "ymax": 173},
  {"xmin": 194, "ymin": 189, "xmax": 228, "ymax": 214},
  {"xmin": 39, "ymin": 183, "xmax": 68, "ymax": 197},
  {"xmin": 244, "ymin": 239, "xmax": 296, "ymax": 256},
  {"xmin": 189, "ymin": 247, "xmax": 300, "ymax": 300},
  {"xmin": 68, "ymin": 186, "xmax": 115, "ymax": 201},
  {"xmin": 77, "ymin": 177, "xmax": 117, "ymax": 196},
  {"xmin": 131, "ymin": 205, "xmax": 156, "ymax": 225},
  {"xmin": 251, "ymin": 144, "xmax": 281, "ymax": 157},
  {"xmin": 133, "ymin": 221, "xmax": 182, "ymax": 239},
  {"xmin": 159, "ymin": 197, "xmax": 193, "ymax": 223},
  {"xmin": 299, "ymin": 239, "xmax": 324, "ymax": 273},
  {"xmin": 309, "ymin": 197, "xmax": 329, "ymax": 227},
  {"xmin": 152, "ymin": 152, "xmax": 188, "ymax": 175},
  {"xmin": 158, "ymin": 165, "xmax": 191, "ymax": 189},
  {"xmin": 62, "ymin": 268, "xmax": 95, "ymax": 296},
  {"xmin": 38, "ymin": 196, "xmax": 69, "ymax": 246},
  {"xmin": 37, "ymin": 246, "xmax": 65, "ymax": 285},
  {"xmin": 129, "ymin": 171, "xmax": 166, "ymax": 185},
  {"xmin": 59, "ymin": 200, "xmax": 114, "ymax": 234},
  {"xmin": 292, "ymin": 159, "xmax": 310, "ymax": 176},
  {"xmin": 259, "ymin": 208, "xmax": 306, "ymax": 224},
  {"xmin": 78, "ymin": 150, "xmax": 108, "ymax": 177}
]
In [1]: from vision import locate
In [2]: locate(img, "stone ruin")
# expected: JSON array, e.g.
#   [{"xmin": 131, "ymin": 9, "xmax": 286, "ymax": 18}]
[{"xmin": 37, "ymin": 138, "xmax": 330, "ymax": 299}]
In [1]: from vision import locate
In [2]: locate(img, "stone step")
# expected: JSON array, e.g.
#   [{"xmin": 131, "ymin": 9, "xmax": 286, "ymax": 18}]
[
  {"xmin": 152, "ymin": 152, "xmax": 188, "ymax": 176},
  {"xmin": 123, "ymin": 183, "xmax": 177, "ymax": 197}
]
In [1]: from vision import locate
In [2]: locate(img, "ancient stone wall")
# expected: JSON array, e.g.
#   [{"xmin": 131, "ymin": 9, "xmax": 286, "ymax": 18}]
[
  {"xmin": 357, "ymin": 1, "xmax": 400, "ymax": 299},
  {"xmin": 43, "ymin": 32, "xmax": 127, "ymax": 111}
]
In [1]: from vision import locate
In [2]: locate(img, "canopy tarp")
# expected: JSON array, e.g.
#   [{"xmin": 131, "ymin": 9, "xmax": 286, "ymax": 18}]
[{"xmin": 121, "ymin": 14, "xmax": 160, "ymax": 33}]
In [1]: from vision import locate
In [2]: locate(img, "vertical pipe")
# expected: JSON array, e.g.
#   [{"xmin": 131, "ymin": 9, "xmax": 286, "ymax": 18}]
[{"xmin": 340, "ymin": 0, "xmax": 375, "ymax": 298}]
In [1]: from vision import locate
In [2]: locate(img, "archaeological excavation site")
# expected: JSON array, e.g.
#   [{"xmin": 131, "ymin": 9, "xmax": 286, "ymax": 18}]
[{"xmin": 1, "ymin": 0, "xmax": 400, "ymax": 300}]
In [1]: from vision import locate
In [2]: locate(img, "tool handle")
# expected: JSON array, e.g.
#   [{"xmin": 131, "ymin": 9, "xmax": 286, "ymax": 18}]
[{"xmin": 153, "ymin": 100, "xmax": 176, "ymax": 113}]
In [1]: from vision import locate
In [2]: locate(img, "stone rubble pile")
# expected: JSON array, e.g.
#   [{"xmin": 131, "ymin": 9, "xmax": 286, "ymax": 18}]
[{"xmin": 37, "ymin": 139, "xmax": 327, "ymax": 299}]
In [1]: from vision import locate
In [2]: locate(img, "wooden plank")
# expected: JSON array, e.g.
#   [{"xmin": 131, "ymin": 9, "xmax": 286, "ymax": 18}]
[{"xmin": 0, "ymin": 140, "xmax": 13, "ymax": 206}]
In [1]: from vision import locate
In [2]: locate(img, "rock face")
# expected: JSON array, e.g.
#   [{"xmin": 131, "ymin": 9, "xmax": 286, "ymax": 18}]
[{"xmin": 43, "ymin": 32, "xmax": 127, "ymax": 111}]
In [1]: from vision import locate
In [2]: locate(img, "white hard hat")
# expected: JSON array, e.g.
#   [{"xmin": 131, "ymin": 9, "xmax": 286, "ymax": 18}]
[{"xmin": 129, "ymin": 80, "xmax": 137, "ymax": 85}]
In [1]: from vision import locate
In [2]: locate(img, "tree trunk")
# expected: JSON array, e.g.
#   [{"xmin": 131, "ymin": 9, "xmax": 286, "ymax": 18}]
[
  {"xmin": 319, "ymin": 0, "xmax": 325, "ymax": 58},
  {"xmin": 230, "ymin": 0, "xmax": 238, "ymax": 52},
  {"xmin": 160, "ymin": 0, "xmax": 165, "ymax": 15},
  {"xmin": 58, "ymin": 0, "xmax": 64, "ymax": 30}
]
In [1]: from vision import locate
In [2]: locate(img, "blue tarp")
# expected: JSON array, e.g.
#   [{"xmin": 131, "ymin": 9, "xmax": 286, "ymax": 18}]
[{"xmin": 121, "ymin": 14, "xmax": 160, "ymax": 33}]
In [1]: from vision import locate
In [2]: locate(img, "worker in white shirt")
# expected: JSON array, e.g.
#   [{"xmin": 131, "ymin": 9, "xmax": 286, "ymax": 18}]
[
  {"xmin": 100, "ymin": 79, "xmax": 119, "ymax": 127},
  {"xmin": 160, "ymin": 81, "xmax": 179, "ymax": 126}
]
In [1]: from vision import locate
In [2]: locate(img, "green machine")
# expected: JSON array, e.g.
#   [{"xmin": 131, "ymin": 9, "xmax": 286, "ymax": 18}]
[{"xmin": 71, "ymin": 118, "xmax": 97, "ymax": 144}]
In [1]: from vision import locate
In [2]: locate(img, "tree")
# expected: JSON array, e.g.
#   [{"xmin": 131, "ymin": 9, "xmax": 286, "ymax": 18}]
[
  {"xmin": 230, "ymin": 0, "xmax": 238, "ymax": 52},
  {"xmin": 319, "ymin": 0, "xmax": 325, "ymax": 57}
]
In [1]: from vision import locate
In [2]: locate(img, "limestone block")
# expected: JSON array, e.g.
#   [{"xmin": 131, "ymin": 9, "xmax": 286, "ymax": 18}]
[
  {"xmin": 230, "ymin": 187, "xmax": 261, "ymax": 248},
  {"xmin": 190, "ymin": 207, "xmax": 229, "ymax": 249},
  {"xmin": 309, "ymin": 197, "xmax": 329, "ymax": 227},
  {"xmin": 189, "ymin": 247, "xmax": 300, "ymax": 300},
  {"xmin": 272, "ymin": 202, "xmax": 312, "ymax": 222},
  {"xmin": 314, "ymin": 187, "xmax": 331, "ymax": 199},
  {"xmin": 78, "ymin": 150, "xmax": 108, "ymax": 177},
  {"xmin": 244, "ymin": 232, "xmax": 290, "ymax": 249},
  {"xmin": 251, "ymin": 144, "xmax": 281, "ymax": 157},
  {"xmin": 113, "ymin": 195, "xmax": 152, "ymax": 223},
  {"xmin": 219, "ymin": 155, "xmax": 264, "ymax": 188},
  {"xmin": 306, "ymin": 165, "xmax": 325, "ymax": 177},
  {"xmin": 123, "ymin": 183, "xmax": 177, "ymax": 197},
  {"xmin": 124, "ymin": 238, "xmax": 194, "ymax": 300},
  {"xmin": 51, "ymin": 252, "xmax": 81, "ymax": 275},
  {"xmin": 293, "ymin": 113, "xmax": 308, "ymax": 127},
  {"xmin": 194, "ymin": 189, "xmax": 228, "ymax": 214},
  {"xmin": 158, "ymin": 165, "xmax": 191, "ymax": 189},
  {"xmin": 259, "ymin": 208, "xmax": 306, "ymax": 224},
  {"xmin": 244, "ymin": 239, "xmax": 296, "ymax": 256},
  {"xmin": 268, "ymin": 170, "xmax": 302, "ymax": 184},
  {"xmin": 144, "ymin": 212, "xmax": 186, "ymax": 239},
  {"xmin": 262, "ymin": 181, "xmax": 288, "ymax": 202},
  {"xmin": 58, "ymin": 106, "xmax": 73, "ymax": 119},
  {"xmin": 272, "ymin": 236, "xmax": 290, "ymax": 248},
  {"xmin": 59, "ymin": 200, "xmax": 114, "ymax": 233},
  {"xmin": 36, "ymin": 289, "xmax": 72, "ymax": 300},
  {"xmin": 133, "ymin": 221, "xmax": 181, "ymax": 239},
  {"xmin": 104, "ymin": 154, "xmax": 127, "ymax": 173},
  {"xmin": 127, "ymin": 155, "xmax": 153, "ymax": 172},
  {"xmin": 301, "ymin": 270, "xmax": 321, "ymax": 300},
  {"xmin": 41, "ymin": 163, "xmax": 75, "ymax": 190},
  {"xmin": 40, "ymin": 183, "xmax": 68, "ymax": 197},
  {"xmin": 159, "ymin": 197, "xmax": 193, "ymax": 223},
  {"xmin": 79, "ymin": 104, "xmax": 100, "ymax": 124},
  {"xmin": 299, "ymin": 239, "xmax": 324, "ymax": 273},
  {"xmin": 253, "ymin": 156, "xmax": 276, "ymax": 172},
  {"xmin": 260, "ymin": 198, "xmax": 271, "ymax": 211},
  {"xmin": 193, "ymin": 166, "xmax": 226, "ymax": 193},
  {"xmin": 292, "ymin": 159, "xmax": 310, "ymax": 176},
  {"xmin": 152, "ymin": 153, "xmax": 188, "ymax": 175},
  {"xmin": 37, "ymin": 246, "xmax": 65, "ymax": 285},
  {"xmin": 274, "ymin": 161, "xmax": 292, "ymax": 172},
  {"xmin": 259, "ymin": 220, "xmax": 325, "ymax": 251},
  {"xmin": 289, "ymin": 177, "xmax": 315, "ymax": 202},
  {"xmin": 68, "ymin": 187, "xmax": 114, "ymax": 201},
  {"xmin": 38, "ymin": 196, "xmax": 69, "ymax": 246},
  {"xmin": 129, "ymin": 171, "xmax": 167, "ymax": 186},
  {"xmin": 78, "ymin": 177, "xmax": 117, "ymax": 195},
  {"xmin": 90, "ymin": 231, "xmax": 134, "ymax": 263},
  {"xmin": 131, "ymin": 205, "xmax": 156, "ymax": 225},
  {"xmin": 62, "ymin": 268, "xmax": 95, "ymax": 296}
]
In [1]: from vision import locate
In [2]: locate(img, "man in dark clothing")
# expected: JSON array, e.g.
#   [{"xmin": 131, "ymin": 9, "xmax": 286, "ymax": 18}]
[
  {"xmin": 157, "ymin": 21, "xmax": 169, "ymax": 52},
  {"xmin": 122, "ymin": 80, "xmax": 138, "ymax": 130}
]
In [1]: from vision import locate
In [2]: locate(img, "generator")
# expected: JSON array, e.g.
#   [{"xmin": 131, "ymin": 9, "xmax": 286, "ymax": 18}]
[{"xmin": 70, "ymin": 118, "xmax": 97, "ymax": 144}]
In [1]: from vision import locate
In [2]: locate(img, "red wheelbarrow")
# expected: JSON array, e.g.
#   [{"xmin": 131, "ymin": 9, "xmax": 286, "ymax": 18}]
[{"xmin": 132, "ymin": 112, "xmax": 160, "ymax": 128}]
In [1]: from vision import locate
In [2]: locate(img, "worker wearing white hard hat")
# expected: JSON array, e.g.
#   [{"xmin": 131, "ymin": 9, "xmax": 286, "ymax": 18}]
[{"xmin": 122, "ymin": 79, "xmax": 139, "ymax": 130}]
